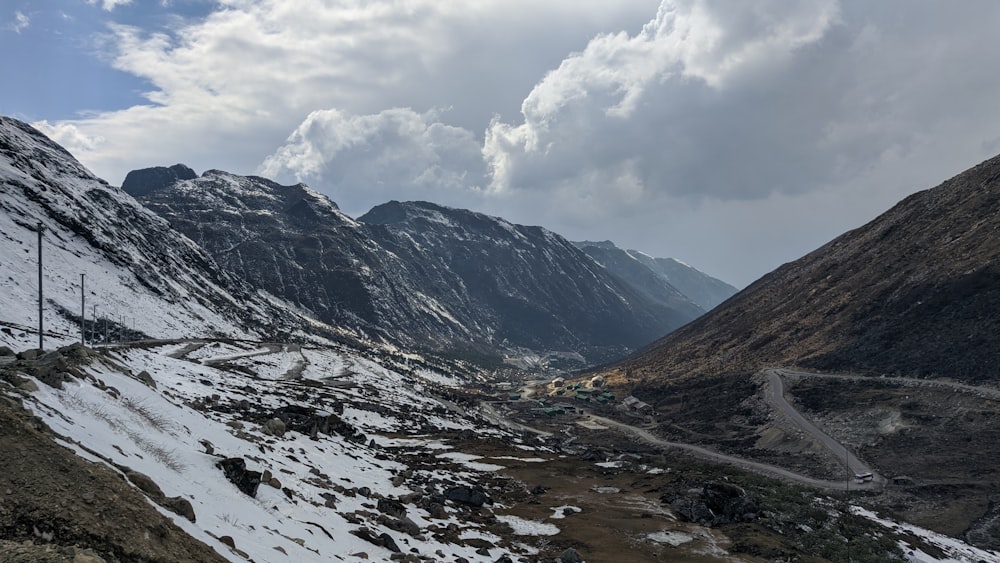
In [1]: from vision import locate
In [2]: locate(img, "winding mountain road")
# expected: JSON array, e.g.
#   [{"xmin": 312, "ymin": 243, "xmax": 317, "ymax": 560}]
[
  {"xmin": 580, "ymin": 368, "xmax": 893, "ymax": 492},
  {"xmin": 762, "ymin": 368, "xmax": 883, "ymax": 487}
]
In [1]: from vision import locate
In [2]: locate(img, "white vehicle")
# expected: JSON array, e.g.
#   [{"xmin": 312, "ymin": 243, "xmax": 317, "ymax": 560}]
[{"xmin": 854, "ymin": 472, "xmax": 874, "ymax": 482}]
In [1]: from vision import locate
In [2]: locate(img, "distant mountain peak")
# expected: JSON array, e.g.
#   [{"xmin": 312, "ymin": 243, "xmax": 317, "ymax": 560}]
[{"xmin": 572, "ymin": 240, "xmax": 737, "ymax": 312}]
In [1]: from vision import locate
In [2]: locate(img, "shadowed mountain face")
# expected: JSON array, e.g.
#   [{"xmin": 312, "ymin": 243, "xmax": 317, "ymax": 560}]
[
  {"xmin": 573, "ymin": 240, "xmax": 737, "ymax": 312},
  {"xmin": 618, "ymin": 153, "xmax": 1000, "ymax": 383},
  {"xmin": 130, "ymin": 172, "xmax": 703, "ymax": 364}
]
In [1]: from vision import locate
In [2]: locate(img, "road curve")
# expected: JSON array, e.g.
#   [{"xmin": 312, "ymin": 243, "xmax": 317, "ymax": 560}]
[
  {"xmin": 579, "ymin": 367, "xmax": 892, "ymax": 492},
  {"xmin": 763, "ymin": 368, "xmax": 884, "ymax": 489},
  {"xmin": 586, "ymin": 413, "xmax": 873, "ymax": 491}
]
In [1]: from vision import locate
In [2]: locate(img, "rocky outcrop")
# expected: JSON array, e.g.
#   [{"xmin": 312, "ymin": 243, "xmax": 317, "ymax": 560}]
[
  {"xmin": 443, "ymin": 485, "xmax": 491, "ymax": 508},
  {"xmin": 121, "ymin": 164, "xmax": 197, "ymax": 198},
  {"xmin": 217, "ymin": 457, "xmax": 262, "ymax": 498},
  {"xmin": 669, "ymin": 482, "xmax": 759, "ymax": 527}
]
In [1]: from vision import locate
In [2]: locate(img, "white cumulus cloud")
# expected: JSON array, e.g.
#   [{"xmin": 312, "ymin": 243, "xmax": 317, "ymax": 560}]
[
  {"xmin": 260, "ymin": 108, "xmax": 486, "ymax": 212},
  {"xmin": 11, "ymin": 10, "xmax": 30, "ymax": 33},
  {"xmin": 88, "ymin": 0, "xmax": 133, "ymax": 11}
]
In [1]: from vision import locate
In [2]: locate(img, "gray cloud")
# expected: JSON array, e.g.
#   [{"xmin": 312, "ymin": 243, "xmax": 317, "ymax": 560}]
[{"xmin": 26, "ymin": 0, "xmax": 1000, "ymax": 287}]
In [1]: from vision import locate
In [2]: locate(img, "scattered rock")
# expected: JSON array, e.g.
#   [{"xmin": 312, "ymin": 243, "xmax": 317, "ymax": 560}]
[
  {"xmin": 163, "ymin": 496, "xmax": 196, "ymax": 522},
  {"xmin": 558, "ymin": 547, "xmax": 584, "ymax": 563},
  {"xmin": 219, "ymin": 535, "xmax": 236, "ymax": 550},
  {"xmin": 378, "ymin": 533, "xmax": 401, "ymax": 553},
  {"xmin": 58, "ymin": 343, "xmax": 91, "ymax": 360},
  {"xmin": 262, "ymin": 417, "xmax": 287, "ymax": 437},
  {"xmin": 580, "ymin": 448, "xmax": 607, "ymax": 462},
  {"xmin": 126, "ymin": 470, "xmax": 165, "ymax": 503},
  {"xmin": 199, "ymin": 439, "xmax": 214, "ymax": 455},
  {"xmin": 350, "ymin": 528, "xmax": 401, "ymax": 553},
  {"xmin": 321, "ymin": 492, "xmax": 338, "ymax": 509},
  {"xmin": 378, "ymin": 498, "xmax": 407, "ymax": 519},
  {"xmin": 217, "ymin": 457, "xmax": 261, "ymax": 498},
  {"xmin": 16, "ymin": 379, "xmax": 39, "ymax": 393},
  {"xmin": 0, "ymin": 346, "xmax": 15, "ymax": 356},
  {"xmin": 135, "ymin": 370, "xmax": 157, "ymax": 388},
  {"xmin": 671, "ymin": 481, "xmax": 759, "ymax": 526},
  {"xmin": 443, "ymin": 485, "xmax": 491, "ymax": 507},
  {"xmin": 17, "ymin": 349, "xmax": 40, "ymax": 361}
]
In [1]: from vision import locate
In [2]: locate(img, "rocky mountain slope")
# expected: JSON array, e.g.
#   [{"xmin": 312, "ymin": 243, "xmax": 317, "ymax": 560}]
[
  {"xmin": 587, "ymin": 152, "xmax": 1000, "ymax": 550},
  {"xmin": 5, "ymin": 339, "xmax": 995, "ymax": 563},
  {"xmin": 573, "ymin": 240, "xmax": 737, "ymax": 312},
  {"xmin": 361, "ymin": 201, "xmax": 702, "ymax": 361},
  {"xmin": 0, "ymin": 117, "xmax": 315, "ymax": 351},
  {"xmin": 129, "ymin": 170, "xmax": 702, "ymax": 364},
  {"xmin": 613, "ymin": 152, "xmax": 1000, "ymax": 384}
]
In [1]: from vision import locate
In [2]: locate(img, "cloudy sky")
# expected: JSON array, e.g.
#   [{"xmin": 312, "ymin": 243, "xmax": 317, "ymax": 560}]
[{"xmin": 4, "ymin": 1, "xmax": 1000, "ymax": 288}]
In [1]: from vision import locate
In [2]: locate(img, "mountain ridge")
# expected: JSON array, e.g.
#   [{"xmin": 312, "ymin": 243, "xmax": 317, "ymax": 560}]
[
  {"xmin": 611, "ymin": 151, "xmax": 1000, "ymax": 385},
  {"xmin": 128, "ymin": 174, "xmax": 709, "ymax": 365}
]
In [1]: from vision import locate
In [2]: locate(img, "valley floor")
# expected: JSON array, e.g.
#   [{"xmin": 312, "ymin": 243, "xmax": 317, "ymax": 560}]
[{"xmin": 1, "ymin": 338, "xmax": 998, "ymax": 562}]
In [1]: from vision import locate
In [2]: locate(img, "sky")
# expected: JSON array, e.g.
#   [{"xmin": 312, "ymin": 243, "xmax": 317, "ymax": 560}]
[{"xmin": 4, "ymin": 1, "xmax": 1000, "ymax": 288}]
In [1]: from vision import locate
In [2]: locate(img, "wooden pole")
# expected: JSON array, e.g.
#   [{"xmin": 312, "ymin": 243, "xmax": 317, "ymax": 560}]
[
  {"xmin": 80, "ymin": 273, "xmax": 86, "ymax": 345},
  {"xmin": 37, "ymin": 222, "xmax": 44, "ymax": 351}
]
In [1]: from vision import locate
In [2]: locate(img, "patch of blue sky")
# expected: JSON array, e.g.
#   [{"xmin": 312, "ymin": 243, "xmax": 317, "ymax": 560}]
[{"xmin": 0, "ymin": 1, "xmax": 216, "ymax": 121}]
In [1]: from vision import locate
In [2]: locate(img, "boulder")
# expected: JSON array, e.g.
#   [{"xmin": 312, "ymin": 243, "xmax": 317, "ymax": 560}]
[
  {"xmin": 135, "ymin": 370, "xmax": 157, "ymax": 389},
  {"xmin": 126, "ymin": 470, "xmax": 165, "ymax": 502},
  {"xmin": 17, "ymin": 349, "xmax": 40, "ymax": 361},
  {"xmin": 443, "ymin": 485, "xmax": 491, "ymax": 507},
  {"xmin": 163, "ymin": 496, "xmax": 196, "ymax": 522},
  {"xmin": 58, "ymin": 342, "xmax": 90, "ymax": 360},
  {"xmin": 262, "ymin": 417, "xmax": 286, "ymax": 437},
  {"xmin": 217, "ymin": 457, "xmax": 262, "ymax": 498},
  {"xmin": 267, "ymin": 405, "xmax": 364, "ymax": 442},
  {"xmin": 350, "ymin": 528, "xmax": 401, "ymax": 553},
  {"xmin": 558, "ymin": 548, "xmax": 584, "ymax": 563},
  {"xmin": 378, "ymin": 498, "xmax": 407, "ymax": 519}
]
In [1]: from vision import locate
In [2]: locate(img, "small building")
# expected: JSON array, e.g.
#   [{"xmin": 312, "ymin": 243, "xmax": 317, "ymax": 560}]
[
  {"xmin": 551, "ymin": 377, "xmax": 566, "ymax": 388},
  {"xmin": 590, "ymin": 375, "xmax": 605, "ymax": 388},
  {"xmin": 622, "ymin": 395, "xmax": 653, "ymax": 414}
]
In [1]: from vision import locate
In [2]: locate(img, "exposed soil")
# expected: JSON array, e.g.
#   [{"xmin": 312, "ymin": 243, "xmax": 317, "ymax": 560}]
[
  {"xmin": 785, "ymin": 376, "xmax": 1000, "ymax": 547},
  {"xmin": 0, "ymin": 393, "xmax": 228, "ymax": 563},
  {"xmin": 464, "ymin": 404, "xmax": 908, "ymax": 563}
]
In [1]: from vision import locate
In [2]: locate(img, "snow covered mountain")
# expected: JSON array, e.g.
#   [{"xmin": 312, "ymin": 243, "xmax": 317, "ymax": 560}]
[
  {"xmin": 127, "ymin": 169, "xmax": 702, "ymax": 365},
  {"xmin": 0, "ymin": 117, "xmax": 318, "ymax": 352},
  {"xmin": 3, "ymin": 116, "xmax": 996, "ymax": 562},
  {"xmin": 361, "ymin": 201, "xmax": 703, "ymax": 362},
  {"xmin": 574, "ymin": 240, "xmax": 738, "ymax": 312}
]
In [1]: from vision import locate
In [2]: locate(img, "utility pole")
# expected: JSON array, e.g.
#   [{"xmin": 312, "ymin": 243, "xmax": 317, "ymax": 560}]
[
  {"xmin": 80, "ymin": 273, "xmax": 86, "ymax": 345},
  {"xmin": 36, "ymin": 222, "xmax": 44, "ymax": 351}
]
